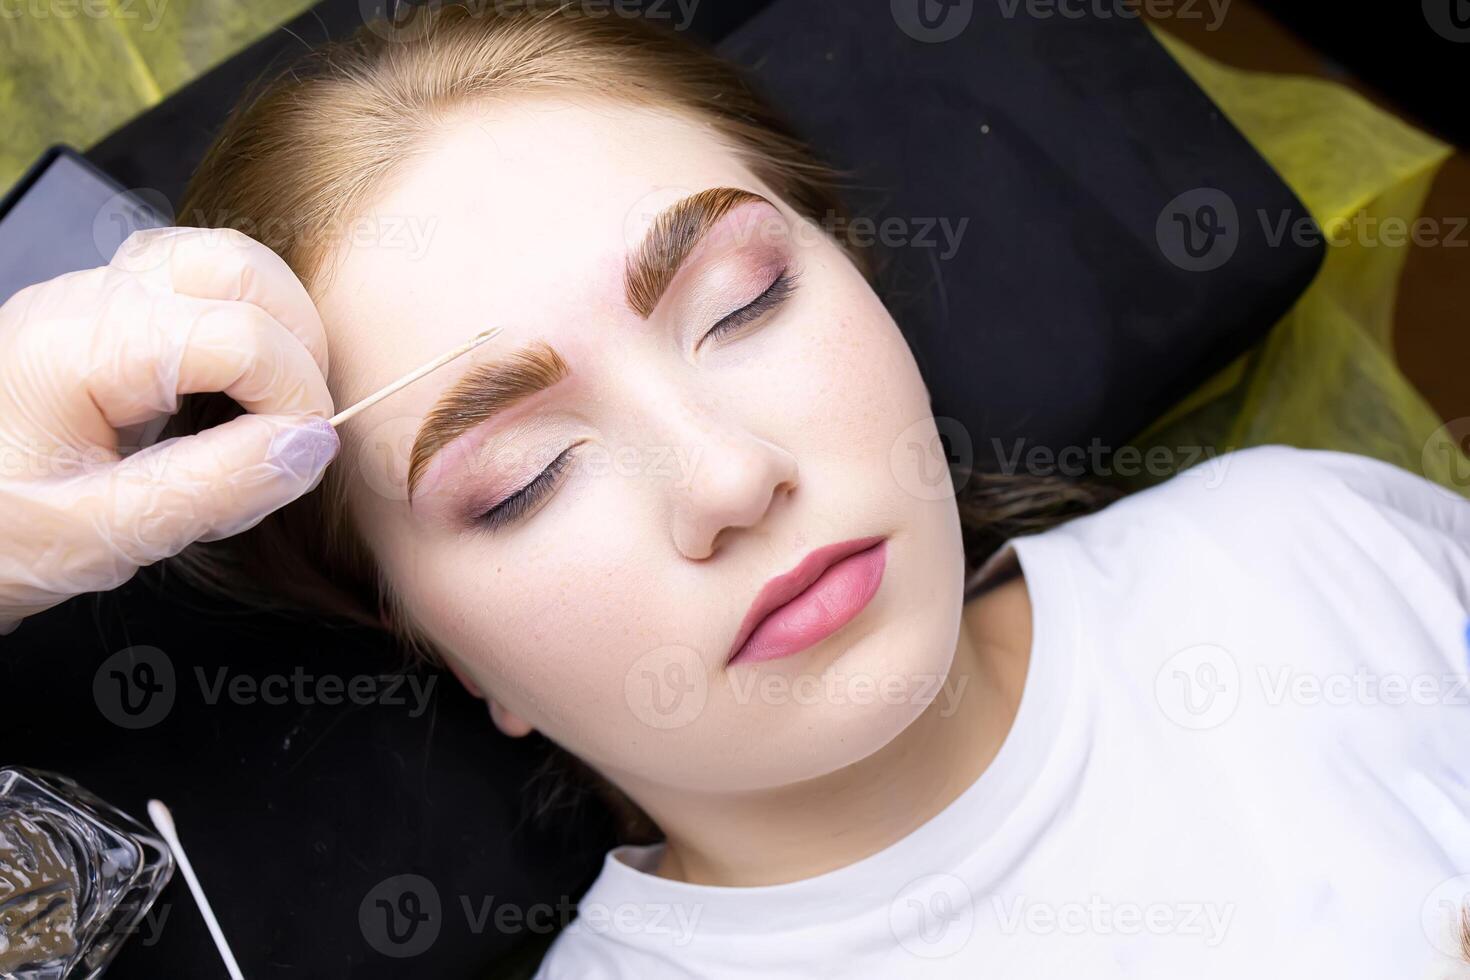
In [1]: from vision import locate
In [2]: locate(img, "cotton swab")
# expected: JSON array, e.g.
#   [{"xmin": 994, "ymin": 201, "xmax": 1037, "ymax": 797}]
[
  {"xmin": 328, "ymin": 326, "xmax": 503, "ymax": 429},
  {"xmin": 147, "ymin": 799, "xmax": 246, "ymax": 980}
]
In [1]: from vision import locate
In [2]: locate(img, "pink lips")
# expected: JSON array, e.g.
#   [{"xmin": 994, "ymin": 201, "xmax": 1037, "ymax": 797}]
[{"xmin": 726, "ymin": 535, "xmax": 888, "ymax": 667}]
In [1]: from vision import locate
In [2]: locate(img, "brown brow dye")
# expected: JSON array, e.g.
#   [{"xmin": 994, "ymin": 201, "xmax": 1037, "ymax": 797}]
[
  {"xmin": 0, "ymin": 769, "xmax": 173, "ymax": 979},
  {"xmin": 0, "ymin": 808, "xmax": 81, "ymax": 971}
]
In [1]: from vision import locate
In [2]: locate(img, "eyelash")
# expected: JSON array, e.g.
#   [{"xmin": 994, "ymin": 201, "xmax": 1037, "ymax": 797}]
[
  {"xmin": 471, "ymin": 271, "xmax": 798, "ymax": 533},
  {"xmin": 699, "ymin": 268, "xmax": 799, "ymax": 347},
  {"xmin": 474, "ymin": 444, "xmax": 577, "ymax": 533}
]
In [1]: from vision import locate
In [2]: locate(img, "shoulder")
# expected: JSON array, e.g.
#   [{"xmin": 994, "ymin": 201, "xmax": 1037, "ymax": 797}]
[
  {"xmin": 1069, "ymin": 443, "xmax": 1469, "ymax": 549},
  {"xmin": 532, "ymin": 926, "xmax": 639, "ymax": 980},
  {"xmin": 531, "ymin": 904, "xmax": 686, "ymax": 980},
  {"xmin": 1187, "ymin": 443, "xmax": 1464, "ymax": 508},
  {"xmin": 1016, "ymin": 444, "xmax": 1470, "ymax": 625}
]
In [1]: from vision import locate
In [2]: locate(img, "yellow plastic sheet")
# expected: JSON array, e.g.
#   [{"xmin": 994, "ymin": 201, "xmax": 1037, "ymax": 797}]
[
  {"xmin": 0, "ymin": 10, "xmax": 1462, "ymax": 493},
  {"xmin": 0, "ymin": 0, "xmax": 316, "ymax": 192},
  {"xmin": 1139, "ymin": 26, "xmax": 1467, "ymax": 495}
]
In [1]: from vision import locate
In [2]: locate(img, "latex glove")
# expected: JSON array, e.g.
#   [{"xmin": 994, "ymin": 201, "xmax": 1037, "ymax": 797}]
[{"xmin": 0, "ymin": 226, "xmax": 341, "ymax": 635}]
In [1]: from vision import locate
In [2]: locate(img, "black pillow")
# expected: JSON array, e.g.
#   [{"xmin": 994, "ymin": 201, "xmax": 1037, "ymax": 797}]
[
  {"xmin": 718, "ymin": 1, "xmax": 1321, "ymax": 470},
  {"xmin": 3, "ymin": 2, "xmax": 1321, "ymax": 977}
]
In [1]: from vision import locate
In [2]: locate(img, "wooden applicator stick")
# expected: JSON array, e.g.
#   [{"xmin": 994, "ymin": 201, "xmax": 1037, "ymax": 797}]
[{"xmin": 327, "ymin": 327, "xmax": 502, "ymax": 429}]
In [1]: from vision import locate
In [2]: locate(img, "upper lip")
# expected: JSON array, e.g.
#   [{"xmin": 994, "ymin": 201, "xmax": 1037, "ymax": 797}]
[{"xmin": 725, "ymin": 535, "xmax": 887, "ymax": 664}]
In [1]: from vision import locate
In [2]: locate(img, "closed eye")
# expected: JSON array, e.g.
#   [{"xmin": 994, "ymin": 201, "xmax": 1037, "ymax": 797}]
[
  {"xmin": 698, "ymin": 268, "xmax": 799, "ymax": 348},
  {"xmin": 473, "ymin": 444, "xmax": 577, "ymax": 533},
  {"xmin": 469, "ymin": 269, "xmax": 798, "ymax": 534}
]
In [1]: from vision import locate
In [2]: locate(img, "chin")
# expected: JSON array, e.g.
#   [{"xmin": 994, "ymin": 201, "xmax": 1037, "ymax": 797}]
[
  {"xmin": 707, "ymin": 563, "xmax": 968, "ymax": 793},
  {"xmin": 827, "ymin": 587, "xmax": 967, "ymax": 755},
  {"xmin": 788, "ymin": 514, "xmax": 968, "ymax": 776}
]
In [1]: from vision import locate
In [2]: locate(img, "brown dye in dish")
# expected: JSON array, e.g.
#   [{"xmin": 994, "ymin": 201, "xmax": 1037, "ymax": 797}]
[{"xmin": 0, "ymin": 809, "xmax": 80, "ymax": 971}]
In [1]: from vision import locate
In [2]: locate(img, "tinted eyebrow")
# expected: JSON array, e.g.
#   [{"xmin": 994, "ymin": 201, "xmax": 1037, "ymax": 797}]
[
  {"xmin": 407, "ymin": 186, "xmax": 770, "ymax": 501},
  {"xmin": 625, "ymin": 186, "xmax": 771, "ymax": 317},
  {"xmin": 407, "ymin": 341, "xmax": 570, "ymax": 501}
]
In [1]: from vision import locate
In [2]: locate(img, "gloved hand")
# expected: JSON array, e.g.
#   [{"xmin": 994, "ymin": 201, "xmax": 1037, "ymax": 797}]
[{"xmin": 0, "ymin": 226, "xmax": 341, "ymax": 635}]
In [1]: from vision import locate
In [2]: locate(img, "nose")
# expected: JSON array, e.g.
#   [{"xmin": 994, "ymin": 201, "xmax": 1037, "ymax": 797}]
[{"xmin": 664, "ymin": 405, "xmax": 800, "ymax": 561}]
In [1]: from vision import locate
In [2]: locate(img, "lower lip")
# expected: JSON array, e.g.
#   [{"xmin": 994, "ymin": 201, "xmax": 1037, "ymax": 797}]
[{"xmin": 728, "ymin": 540, "xmax": 888, "ymax": 667}]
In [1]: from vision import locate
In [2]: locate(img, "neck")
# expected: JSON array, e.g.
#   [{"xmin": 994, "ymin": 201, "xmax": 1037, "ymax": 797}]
[{"xmin": 622, "ymin": 567, "xmax": 1033, "ymax": 887}]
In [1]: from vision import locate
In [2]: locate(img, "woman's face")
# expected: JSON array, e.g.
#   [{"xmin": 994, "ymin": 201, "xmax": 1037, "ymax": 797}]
[{"xmin": 313, "ymin": 95, "xmax": 967, "ymax": 795}]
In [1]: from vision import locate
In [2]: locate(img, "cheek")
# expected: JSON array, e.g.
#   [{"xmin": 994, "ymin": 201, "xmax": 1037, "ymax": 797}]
[
  {"xmin": 367, "ymin": 491, "xmax": 663, "ymax": 737},
  {"xmin": 777, "ymin": 264, "xmax": 932, "ymax": 458}
]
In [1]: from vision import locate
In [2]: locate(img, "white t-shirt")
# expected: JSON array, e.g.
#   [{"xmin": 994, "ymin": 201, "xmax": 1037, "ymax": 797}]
[{"xmin": 534, "ymin": 446, "xmax": 1470, "ymax": 979}]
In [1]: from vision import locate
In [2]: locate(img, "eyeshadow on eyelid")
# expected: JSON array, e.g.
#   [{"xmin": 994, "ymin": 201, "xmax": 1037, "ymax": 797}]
[
  {"xmin": 454, "ymin": 426, "xmax": 556, "ymax": 483},
  {"xmin": 627, "ymin": 187, "xmax": 771, "ymax": 318},
  {"xmin": 671, "ymin": 208, "xmax": 791, "ymax": 298},
  {"xmin": 407, "ymin": 340, "xmax": 572, "ymax": 502},
  {"xmin": 408, "ymin": 421, "xmax": 537, "ymax": 510},
  {"xmin": 705, "ymin": 200, "xmax": 788, "ymax": 253},
  {"xmin": 680, "ymin": 239, "xmax": 791, "ymax": 307}
]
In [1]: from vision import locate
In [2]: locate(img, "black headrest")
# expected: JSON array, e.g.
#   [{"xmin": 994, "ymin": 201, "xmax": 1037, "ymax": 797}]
[
  {"xmin": 6, "ymin": 2, "xmax": 1320, "ymax": 976},
  {"xmin": 719, "ymin": 1, "xmax": 1321, "ymax": 466}
]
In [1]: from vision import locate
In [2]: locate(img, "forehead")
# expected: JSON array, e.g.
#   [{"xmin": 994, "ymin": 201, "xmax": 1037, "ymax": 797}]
[{"xmin": 312, "ymin": 95, "xmax": 768, "ymax": 415}]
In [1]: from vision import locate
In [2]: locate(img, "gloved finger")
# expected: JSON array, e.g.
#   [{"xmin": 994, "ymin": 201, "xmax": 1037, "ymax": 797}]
[
  {"xmin": 171, "ymin": 293, "xmax": 335, "ymax": 418},
  {"xmin": 89, "ymin": 412, "xmax": 340, "ymax": 566},
  {"xmin": 110, "ymin": 226, "xmax": 331, "ymax": 380},
  {"xmin": 83, "ymin": 288, "xmax": 335, "ymax": 431}
]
